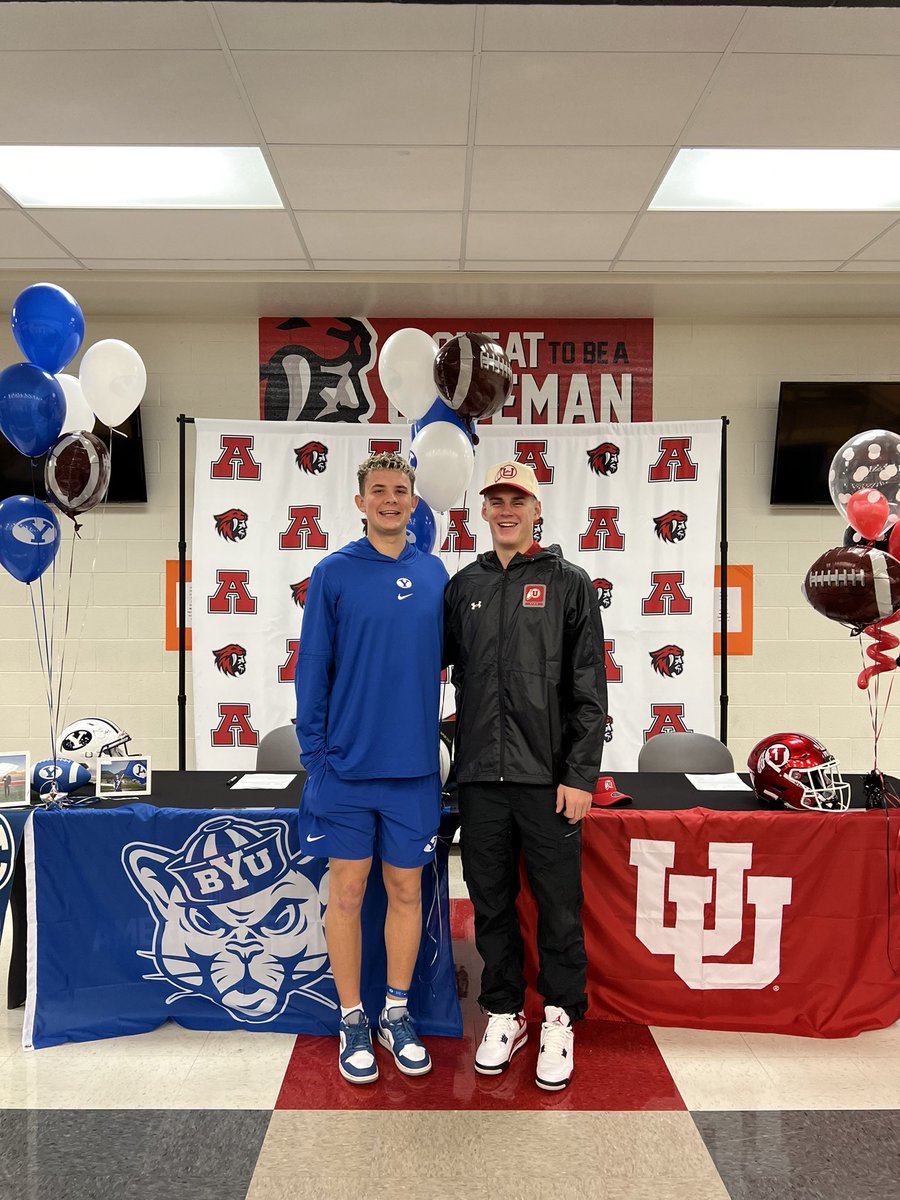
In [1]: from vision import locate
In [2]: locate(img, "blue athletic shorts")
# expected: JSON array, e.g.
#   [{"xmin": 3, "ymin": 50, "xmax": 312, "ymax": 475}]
[{"xmin": 298, "ymin": 762, "xmax": 441, "ymax": 869}]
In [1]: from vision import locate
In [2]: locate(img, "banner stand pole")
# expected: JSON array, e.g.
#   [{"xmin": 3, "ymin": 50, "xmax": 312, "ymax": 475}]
[
  {"xmin": 177, "ymin": 415, "xmax": 195, "ymax": 771},
  {"xmin": 719, "ymin": 415, "xmax": 730, "ymax": 745}
]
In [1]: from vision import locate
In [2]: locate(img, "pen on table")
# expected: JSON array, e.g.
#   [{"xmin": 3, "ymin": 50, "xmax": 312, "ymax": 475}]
[{"xmin": 224, "ymin": 775, "xmax": 241, "ymax": 788}]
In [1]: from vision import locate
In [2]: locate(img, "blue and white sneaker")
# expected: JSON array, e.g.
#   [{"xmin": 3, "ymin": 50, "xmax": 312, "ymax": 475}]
[
  {"xmin": 376, "ymin": 1008, "xmax": 432, "ymax": 1076},
  {"xmin": 338, "ymin": 1011, "xmax": 379, "ymax": 1085}
]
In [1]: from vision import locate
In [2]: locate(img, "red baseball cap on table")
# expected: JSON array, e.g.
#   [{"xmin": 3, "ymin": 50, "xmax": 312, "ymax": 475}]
[{"xmin": 592, "ymin": 775, "xmax": 633, "ymax": 807}]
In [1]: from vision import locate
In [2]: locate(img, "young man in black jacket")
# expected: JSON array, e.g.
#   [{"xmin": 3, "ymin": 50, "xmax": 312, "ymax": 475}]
[{"xmin": 444, "ymin": 460, "xmax": 607, "ymax": 1091}]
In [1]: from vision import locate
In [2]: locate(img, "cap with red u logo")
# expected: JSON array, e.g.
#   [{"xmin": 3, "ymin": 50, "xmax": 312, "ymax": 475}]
[
  {"xmin": 592, "ymin": 775, "xmax": 633, "ymax": 807},
  {"xmin": 479, "ymin": 461, "xmax": 540, "ymax": 500}
]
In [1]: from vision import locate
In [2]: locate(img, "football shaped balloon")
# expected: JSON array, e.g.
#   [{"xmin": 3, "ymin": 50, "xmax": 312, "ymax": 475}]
[
  {"xmin": 45, "ymin": 431, "xmax": 110, "ymax": 518},
  {"xmin": 802, "ymin": 546, "xmax": 900, "ymax": 629},
  {"xmin": 32, "ymin": 757, "xmax": 92, "ymax": 796},
  {"xmin": 433, "ymin": 333, "xmax": 512, "ymax": 420}
]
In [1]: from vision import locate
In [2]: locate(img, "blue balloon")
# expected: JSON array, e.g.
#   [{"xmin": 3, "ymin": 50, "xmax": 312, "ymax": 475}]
[
  {"xmin": 10, "ymin": 283, "xmax": 85, "ymax": 375},
  {"xmin": 0, "ymin": 495, "xmax": 61, "ymax": 583},
  {"xmin": 0, "ymin": 362, "xmax": 65, "ymax": 457},
  {"xmin": 410, "ymin": 396, "xmax": 477, "ymax": 445},
  {"xmin": 406, "ymin": 499, "xmax": 437, "ymax": 554}
]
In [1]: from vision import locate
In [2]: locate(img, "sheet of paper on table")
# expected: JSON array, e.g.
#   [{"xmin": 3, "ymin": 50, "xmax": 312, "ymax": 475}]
[
  {"xmin": 684, "ymin": 772, "xmax": 754, "ymax": 792},
  {"xmin": 229, "ymin": 773, "xmax": 297, "ymax": 790}
]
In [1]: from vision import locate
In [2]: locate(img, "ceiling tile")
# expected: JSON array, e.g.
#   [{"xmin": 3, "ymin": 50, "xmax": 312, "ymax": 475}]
[
  {"xmin": 482, "ymin": 5, "xmax": 741, "ymax": 52},
  {"xmin": 466, "ymin": 212, "xmax": 634, "ymax": 260},
  {"xmin": 33, "ymin": 211, "xmax": 304, "ymax": 260},
  {"xmin": 466, "ymin": 261, "xmax": 612, "ymax": 272},
  {"xmin": 841, "ymin": 261, "xmax": 900, "ymax": 272},
  {"xmin": 0, "ymin": 2, "xmax": 218, "ymax": 50},
  {"xmin": 235, "ymin": 51, "xmax": 471, "ymax": 144},
  {"xmin": 852, "ymin": 221, "xmax": 900, "ymax": 260},
  {"xmin": 687, "ymin": 55, "xmax": 900, "ymax": 148},
  {"xmin": 0, "ymin": 212, "xmax": 72, "ymax": 258},
  {"xmin": 0, "ymin": 51, "xmax": 256, "ymax": 144},
  {"xmin": 476, "ymin": 53, "xmax": 718, "ymax": 146},
  {"xmin": 621, "ymin": 212, "xmax": 896, "ymax": 262},
  {"xmin": 297, "ymin": 211, "xmax": 461, "ymax": 259},
  {"xmin": 313, "ymin": 260, "xmax": 460, "ymax": 272},
  {"xmin": 216, "ymin": 2, "xmax": 476, "ymax": 51},
  {"xmin": 271, "ymin": 146, "xmax": 467, "ymax": 211},
  {"xmin": 81, "ymin": 259, "xmax": 310, "ymax": 271},
  {"xmin": 733, "ymin": 9, "xmax": 900, "ymax": 55},
  {"xmin": 614, "ymin": 260, "xmax": 844, "ymax": 273},
  {"xmin": 470, "ymin": 147, "xmax": 669, "ymax": 212}
]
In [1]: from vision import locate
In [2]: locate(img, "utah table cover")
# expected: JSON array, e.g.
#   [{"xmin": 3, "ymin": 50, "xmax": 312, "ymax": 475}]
[
  {"xmin": 23, "ymin": 804, "xmax": 461, "ymax": 1050},
  {"xmin": 519, "ymin": 805, "xmax": 900, "ymax": 1038}
]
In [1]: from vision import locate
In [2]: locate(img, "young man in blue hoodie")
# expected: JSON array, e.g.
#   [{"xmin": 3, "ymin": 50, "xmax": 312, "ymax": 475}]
[{"xmin": 295, "ymin": 452, "xmax": 448, "ymax": 1085}]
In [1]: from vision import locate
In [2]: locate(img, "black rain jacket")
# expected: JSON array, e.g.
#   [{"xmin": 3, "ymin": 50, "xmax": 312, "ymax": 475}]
[{"xmin": 444, "ymin": 543, "xmax": 607, "ymax": 791}]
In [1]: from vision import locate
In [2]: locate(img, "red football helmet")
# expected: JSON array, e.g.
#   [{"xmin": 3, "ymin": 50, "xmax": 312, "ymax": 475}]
[{"xmin": 748, "ymin": 732, "xmax": 851, "ymax": 811}]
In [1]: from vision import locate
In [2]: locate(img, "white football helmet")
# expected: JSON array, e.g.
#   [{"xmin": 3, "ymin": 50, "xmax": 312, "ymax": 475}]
[{"xmin": 57, "ymin": 717, "xmax": 131, "ymax": 777}]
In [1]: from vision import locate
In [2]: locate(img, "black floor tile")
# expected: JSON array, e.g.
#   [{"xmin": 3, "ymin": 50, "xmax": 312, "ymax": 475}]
[
  {"xmin": 693, "ymin": 1110, "xmax": 900, "ymax": 1200},
  {"xmin": 0, "ymin": 1110, "xmax": 271, "ymax": 1200}
]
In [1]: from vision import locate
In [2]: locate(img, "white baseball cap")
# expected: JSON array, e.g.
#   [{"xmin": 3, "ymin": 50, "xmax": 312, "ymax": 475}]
[{"xmin": 479, "ymin": 460, "xmax": 540, "ymax": 500}]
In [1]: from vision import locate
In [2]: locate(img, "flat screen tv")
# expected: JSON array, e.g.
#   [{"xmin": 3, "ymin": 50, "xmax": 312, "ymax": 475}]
[
  {"xmin": 0, "ymin": 407, "xmax": 148, "ymax": 504},
  {"xmin": 770, "ymin": 382, "xmax": 900, "ymax": 506}
]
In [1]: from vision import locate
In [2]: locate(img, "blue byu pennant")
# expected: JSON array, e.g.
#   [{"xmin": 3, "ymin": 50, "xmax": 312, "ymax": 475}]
[{"xmin": 24, "ymin": 805, "xmax": 461, "ymax": 1050}]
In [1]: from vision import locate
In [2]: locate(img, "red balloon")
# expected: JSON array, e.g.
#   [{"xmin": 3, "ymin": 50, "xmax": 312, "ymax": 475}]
[
  {"xmin": 847, "ymin": 488, "xmax": 889, "ymax": 540},
  {"xmin": 888, "ymin": 522, "xmax": 900, "ymax": 563}
]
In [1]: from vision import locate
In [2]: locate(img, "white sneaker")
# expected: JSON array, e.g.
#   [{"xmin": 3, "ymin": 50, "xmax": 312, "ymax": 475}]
[
  {"xmin": 536, "ymin": 1005, "xmax": 574, "ymax": 1091},
  {"xmin": 474, "ymin": 1012, "xmax": 528, "ymax": 1075}
]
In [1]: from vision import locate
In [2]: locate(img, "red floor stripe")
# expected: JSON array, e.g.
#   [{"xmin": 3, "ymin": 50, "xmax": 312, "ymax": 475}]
[{"xmin": 275, "ymin": 899, "xmax": 685, "ymax": 1112}]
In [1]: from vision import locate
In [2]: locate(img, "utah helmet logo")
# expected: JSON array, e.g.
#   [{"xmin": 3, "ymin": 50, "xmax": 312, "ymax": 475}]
[
  {"xmin": 586, "ymin": 442, "xmax": 620, "ymax": 476},
  {"xmin": 649, "ymin": 644, "xmax": 685, "ymax": 677},
  {"xmin": 213, "ymin": 643, "xmax": 247, "ymax": 677},
  {"xmin": 294, "ymin": 441, "xmax": 328, "ymax": 475},
  {"xmin": 592, "ymin": 578, "xmax": 613, "ymax": 608},
  {"xmin": 214, "ymin": 508, "xmax": 249, "ymax": 542},
  {"xmin": 123, "ymin": 815, "xmax": 334, "ymax": 1024},
  {"xmin": 291, "ymin": 579, "xmax": 311, "ymax": 608},
  {"xmin": 654, "ymin": 510, "xmax": 688, "ymax": 543}
]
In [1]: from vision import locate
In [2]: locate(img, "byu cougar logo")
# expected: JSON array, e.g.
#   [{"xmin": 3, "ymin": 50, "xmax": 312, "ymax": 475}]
[
  {"xmin": 123, "ymin": 816, "xmax": 334, "ymax": 1023},
  {"xmin": 629, "ymin": 839, "xmax": 792, "ymax": 990}
]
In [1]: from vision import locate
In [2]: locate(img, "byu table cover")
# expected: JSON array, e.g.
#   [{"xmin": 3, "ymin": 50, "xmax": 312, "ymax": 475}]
[{"xmin": 23, "ymin": 805, "xmax": 461, "ymax": 1050}]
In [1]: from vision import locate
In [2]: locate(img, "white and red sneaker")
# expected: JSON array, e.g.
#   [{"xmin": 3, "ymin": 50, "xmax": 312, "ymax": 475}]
[
  {"xmin": 474, "ymin": 1012, "xmax": 528, "ymax": 1075},
  {"xmin": 535, "ymin": 1006, "xmax": 574, "ymax": 1091}
]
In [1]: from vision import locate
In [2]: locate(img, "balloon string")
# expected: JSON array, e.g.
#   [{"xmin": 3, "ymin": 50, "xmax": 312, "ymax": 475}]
[
  {"xmin": 28, "ymin": 580, "xmax": 56, "ymax": 761},
  {"xmin": 857, "ymin": 611, "xmax": 900, "ymax": 690},
  {"xmin": 53, "ymin": 523, "xmax": 79, "ymax": 751}
]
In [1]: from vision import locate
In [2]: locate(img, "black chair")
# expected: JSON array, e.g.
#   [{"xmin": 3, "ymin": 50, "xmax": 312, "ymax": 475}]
[{"xmin": 637, "ymin": 731, "xmax": 735, "ymax": 773}]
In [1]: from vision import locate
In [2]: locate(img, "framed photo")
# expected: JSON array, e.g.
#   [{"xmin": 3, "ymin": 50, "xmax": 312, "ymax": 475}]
[
  {"xmin": 0, "ymin": 752, "xmax": 31, "ymax": 807},
  {"xmin": 96, "ymin": 755, "xmax": 152, "ymax": 798}
]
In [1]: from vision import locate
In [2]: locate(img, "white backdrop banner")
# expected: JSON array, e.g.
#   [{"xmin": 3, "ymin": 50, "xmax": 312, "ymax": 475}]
[{"xmin": 191, "ymin": 419, "xmax": 721, "ymax": 771}]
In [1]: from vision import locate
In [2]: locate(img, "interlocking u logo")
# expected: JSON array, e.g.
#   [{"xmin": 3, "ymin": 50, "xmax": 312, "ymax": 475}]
[{"xmin": 629, "ymin": 839, "xmax": 792, "ymax": 990}]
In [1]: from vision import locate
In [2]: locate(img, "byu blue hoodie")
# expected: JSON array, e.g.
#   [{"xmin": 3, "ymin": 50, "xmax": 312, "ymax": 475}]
[{"xmin": 295, "ymin": 538, "xmax": 448, "ymax": 780}]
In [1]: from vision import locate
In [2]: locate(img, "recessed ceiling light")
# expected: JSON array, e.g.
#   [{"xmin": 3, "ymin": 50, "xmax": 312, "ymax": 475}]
[
  {"xmin": 650, "ymin": 149, "xmax": 900, "ymax": 211},
  {"xmin": 0, "ymin": 146, "xmax": 283, "ymax": 209}
]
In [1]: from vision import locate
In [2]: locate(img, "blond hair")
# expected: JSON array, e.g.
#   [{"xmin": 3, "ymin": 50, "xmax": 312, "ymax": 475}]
[{"xmin": 357, "ymin": 452, "xmax": 415, "ymax": 495}]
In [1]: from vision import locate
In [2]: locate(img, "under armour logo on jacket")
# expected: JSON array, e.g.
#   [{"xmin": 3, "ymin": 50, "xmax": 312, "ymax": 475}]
[{"xmin": 471, "ymin": 601, "xmax": 482, "ymax": 610}]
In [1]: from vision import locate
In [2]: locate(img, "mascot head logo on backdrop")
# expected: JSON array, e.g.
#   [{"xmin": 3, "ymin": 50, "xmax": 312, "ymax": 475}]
[
  {"xmin": 649, "ymin": 644, "xmax": 685, "ymax": 677},
  {"xmin": 654, "ymin": 510, "xmax": 688, "ymax": 543},
  {"xmin": 294, "ymin": 441, "xmax": 328, "ymax": 475},
  {"xmin": 290, "ymin": 579, "xmax": 310, "ymax": 608},
  {"xmin": 592, "ymin": 578, "xmax": 613, "ymax": 608},
  {"xmin": 587, "ymin": 442, "xmax": 620, "ymax": 476},
  {"xmin": 260, "ymin": 317, "xmax": 377, "ymax": 422},
  {"xmin": 213, "ymin": 644, "xmax": 247, "ymax": 676},
  {"xmin": 604, "ymin": 715, "xmax": 614, "ymax": 743},
  {"xmin": 123, "ymin": 816, "xmax": 334, "ymax": 1024},
  {"xmin": 214, "ymin": 509, "xmax": 249, "ymax": 542}
]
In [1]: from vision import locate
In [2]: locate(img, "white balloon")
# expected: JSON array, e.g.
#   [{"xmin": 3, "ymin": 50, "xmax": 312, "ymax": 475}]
[
  {"xmin": 56, "ymin": 373, "xmax": 95, "ymax": 435},
  {"xmin": 410, "ymin": 421, "xmax": 475, "ymax": 513},
  {"xmin": 79, "ymin": 339, "xmax": 147, "ymax": 428},
  {"xmin": 378, "ymin": 328, "xmax": 437, "ymax": 421}
]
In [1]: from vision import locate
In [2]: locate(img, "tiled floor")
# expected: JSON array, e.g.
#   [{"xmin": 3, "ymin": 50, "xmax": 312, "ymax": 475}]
[{"xmin": 2, "ymin": 850, "xmax": 900, "ymax": 1199}]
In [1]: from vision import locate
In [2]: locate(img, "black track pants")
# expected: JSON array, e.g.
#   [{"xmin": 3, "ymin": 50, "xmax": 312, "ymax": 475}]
[{"xmin": 458, "ymin": 781, "xmax": 587, "ymax": 1023}]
